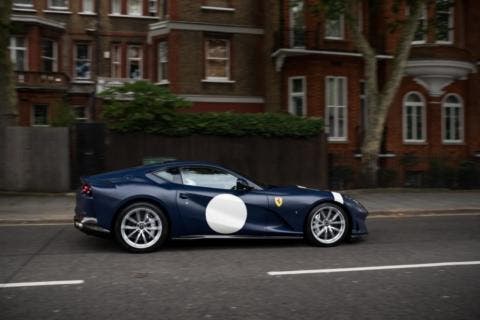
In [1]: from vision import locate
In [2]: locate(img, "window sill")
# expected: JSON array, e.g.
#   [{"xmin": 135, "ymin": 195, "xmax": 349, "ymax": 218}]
[
  {"xmin": 435, "ymin": 41, "xmax": 454, "ymax": 45},
  {"xmin": 43, "ymin": 10, "xmax": 72, "ymax": 14},
  {"xmin": 201, "ymin": 6, "xmax": 235, "ymax": 12},
  {"xmin": 202, "ymin": 79, "xmax": 236, "ymax": 83},
  {"xmin": 108, "ymin": 14, "xmax": 159, "ymax": 20},
  {"xmin": 31, "ymin": 124, "xmax": 50, "ymax": 127},
  {"xmin": 354, "ymin": 153, "xmax": 397, "ymax": 158},
  {"xmin": 324, "ymin": 37, "xmax": 345, "ymax": 41},
  {"xmin": 155, "ymin": 80, "xmax": 170, "ymax": 85},
  {"xmin": 327, "ymin": 138, "xmax": 348, "ymax": 143},
  {"xmin": 13, "ymin": 7, "xmax": 36, "ymax": 13},
  {"xmin": 412, "ymin": 41, "xmax": 427, "ymax": 45},
  {"xmin": 78, "ymin": 12, "xmax": 97, "ymax": 16},
  {"xmin": 72, "ymin": 80, "xmax": 95, "ymax": 84}
]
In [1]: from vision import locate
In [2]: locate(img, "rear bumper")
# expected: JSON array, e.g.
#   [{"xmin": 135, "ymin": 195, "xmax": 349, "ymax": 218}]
[{"xmin": 74, "ymin": 216, "xmax": 111, "ymax": 237}]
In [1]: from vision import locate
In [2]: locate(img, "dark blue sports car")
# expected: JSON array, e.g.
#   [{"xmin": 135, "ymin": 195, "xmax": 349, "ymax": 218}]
[{"xmin": 74, "ymin": 161, "xmax": 368, "ymax": 252}]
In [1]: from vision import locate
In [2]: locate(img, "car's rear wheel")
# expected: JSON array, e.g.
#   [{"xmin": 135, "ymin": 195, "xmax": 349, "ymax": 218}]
[
  {"xmin": 114, "ymin": 202, "xmax": 168, "ymax": 253},
  {"xmin": 305, "ymin": 203, "xmax": 349, "ymax": 247}
]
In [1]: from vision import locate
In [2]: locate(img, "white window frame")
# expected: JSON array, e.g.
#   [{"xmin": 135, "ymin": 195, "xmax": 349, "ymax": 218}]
[
  {"xmin": 288, "ymin": 76, "xmax": 307, "ymax": 116},
  {"xmin": 442, "ymin": 93, "xmax": 463, "ymax": 143},
  {"xmin": 205, "ymin": 39, "xmax": 230, "ymax": 81},
  {"xmin": 31, "ymin": 105, "xmax": 49, "ymax": 127},
  {"xmin": 111, "ymin": 44, "xmax": 123, "ymax": 78},
  {"xmin": 48, "ymin": 0, "xmax": 69, "ymax": 10},
  {"xmin": 289, "ymin": 0, "xmax": 305, "ymax": 48},
  {"xmin": 74, "ymin": 43, "xmax": 92, "ymax": 80},
  {"xmin": 41, "ymin": 39, "xmax": 58, "ymax": 72},
  {"xmin": 148, "ymin": 0, "xmax": 157, "ymax": 16},
  {"xmin": 403, "ymin": 91, "xmax": 427, "ymax": 143},
  {"xmin": 111, "ymin": 0, "xmax": 121, "ymax": 14},
  {"xmin": 411, "ymin": 5, "xmax": 428, "ymax": 45},
  {"xmin": 325, "ymin": 76, "xmax": 348, "ymax": 142},
  {"xmin": 82, "ymin": 0, "xmax": 94, "ymax": 13},
  {"xmin": 13, "ymin": 0, "xmax": 33, "ymax": 8},
  {"xmin": 435, "ymin": 0, "xmax": 454, "ymax": 44},
  {"xmin": 127, "ymin": 45, "xmax": 143, "ymax": 79},
  {"xmin": 9, "ymin": 36, "xmax": 28, "ymax": 71},
  {"xmin": 73, "ymin": 105, "xmax": 89, "ymax": 122},
  {"xmin": 157, "ymin": 41, "xmax": 168, "ymax": 83},
  {"xmin": 325, "ymin": 14, "xmax": 345, "ymax": 40},
  {"xmin": 127, "ymin": 0, "xmax": 143, "ymax": 16}
]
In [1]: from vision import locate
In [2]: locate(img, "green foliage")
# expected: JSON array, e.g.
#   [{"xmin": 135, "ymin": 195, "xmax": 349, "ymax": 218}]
[
  {"xmin": 457, "ymin": 160, "xmax": 480, "ymax": 189},
  {"xmin": 101, "ymin": 81, "xmax": 324, "ymax": 138},
  {"xmin": 425, "ymin": 158, "xmax": 456, "ymax": 188},
  {"xmin": 329, "ymin": 165, "xmax": 355, "ymax": 190},
  {"xmin": 51, "ymin": 101, "xmax": 76, "ymax": 127},
  {"xmin": 378, "ymin": 168, "xmax": 397, "ymax": 187},
  {"xmin": 100, "ymin": 81, "xmax": 191, "ymax": 132}
]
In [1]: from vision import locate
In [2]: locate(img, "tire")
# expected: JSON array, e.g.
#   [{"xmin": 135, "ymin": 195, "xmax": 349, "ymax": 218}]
[
  {"xmin": 114, "ymin": 202, "xmax": 169, "ymax": 253},
  {"xmin": 305, "ymin": 203, "xmax": 350, "ymax": 247}
]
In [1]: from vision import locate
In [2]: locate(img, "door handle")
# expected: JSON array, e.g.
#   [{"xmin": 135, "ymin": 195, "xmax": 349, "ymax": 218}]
[{"xmin": 179, "ymin": 193, "xmax": 189, "ymax": 199}]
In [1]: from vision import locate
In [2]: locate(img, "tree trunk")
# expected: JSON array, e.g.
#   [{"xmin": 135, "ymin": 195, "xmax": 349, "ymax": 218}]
[
  {"xmin": 0, "ymin": 0, "xmax": 18, "ymax": 128},
  {"xmin": 345, "ymin": 0, "xmax": 424, "ymax": 187}
]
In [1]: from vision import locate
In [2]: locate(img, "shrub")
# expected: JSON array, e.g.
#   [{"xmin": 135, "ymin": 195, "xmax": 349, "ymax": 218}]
[
  {"xmin": 457, "ymin": 160, "xmax": 480, "ymax": 189},
  {"xmin": 100, "ymin": 81, "xmax": 324, "ymax": 138},
  {"xmin": 51, "ymin": 101, "xmax": 76, "ymax": 127}
]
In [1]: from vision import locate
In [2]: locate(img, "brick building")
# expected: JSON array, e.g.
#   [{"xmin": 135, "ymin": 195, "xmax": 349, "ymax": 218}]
[{"xmin": 8, "ymin": 0, "xmax": 480, "ymax": 186}]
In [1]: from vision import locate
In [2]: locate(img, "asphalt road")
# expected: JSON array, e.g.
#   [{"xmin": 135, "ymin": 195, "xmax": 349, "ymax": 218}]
[{"xmin": 1, "ymin": 214, "xmax": 479, "ymax": 320}]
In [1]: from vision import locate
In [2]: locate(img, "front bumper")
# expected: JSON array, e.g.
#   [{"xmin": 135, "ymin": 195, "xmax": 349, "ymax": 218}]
[{"xmin": 74, "ymin": 216, "xmax": 111, "ymax": 237}]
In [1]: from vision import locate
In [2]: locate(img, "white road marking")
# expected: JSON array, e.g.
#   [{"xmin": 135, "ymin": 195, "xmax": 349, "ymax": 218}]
[
  {"xmin": 268, "ymin": 261, "xmax": 480, "ymax": 276},
  {"xmin": 0, "ymin": 280, "xmax": 84, "ymax": 288}
]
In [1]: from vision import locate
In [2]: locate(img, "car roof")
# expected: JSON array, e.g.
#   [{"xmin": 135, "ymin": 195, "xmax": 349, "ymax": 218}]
[{"xmin": 148, "ymin": 160, "xmax": 226, "ymax": 171}]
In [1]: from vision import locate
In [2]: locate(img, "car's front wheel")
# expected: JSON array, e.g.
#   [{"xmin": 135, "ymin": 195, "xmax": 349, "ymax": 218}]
[
  {"xmin": 305, "ymin": 203, "xmax": 349, "ymax": 247},
  {"xmin": 114, "ymin": 202, "xmax": 168, "ymax": 253}
]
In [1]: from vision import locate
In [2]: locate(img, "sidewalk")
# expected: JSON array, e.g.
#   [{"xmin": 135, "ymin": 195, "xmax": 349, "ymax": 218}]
[{"xmin": 0, "ymin": 189, "xmax": 479, "ymax": 224}]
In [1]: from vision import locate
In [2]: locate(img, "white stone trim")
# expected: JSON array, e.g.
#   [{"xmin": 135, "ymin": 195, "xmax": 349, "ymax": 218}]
[
  {"xmin": 201, "ymin": 79, "xmax": 236, "ymax": 84},
  {"xmin": 201, "ymin": 6, "xmax": 235, "ymax": 12},
  {"xmin": 12, "ymin": 8, "xmax": 37, "ymax": 12},
  {"xmin": 179, "ymin": 95, "xmax": 264, "ymax": 104},
  {"xmin": 108, "ymin": 14, "xmax": 159, "ymax": 20},
  {"xmin": 272, "ymin": 48, "xmax": 392, "ymax": 71},
  {"xmin": 43, "ymin": 10, "xmax": 73, "ymax": 14},
  {"xmin": 11, "ymin": 14, "xmax": 66, "ymax": 29}
]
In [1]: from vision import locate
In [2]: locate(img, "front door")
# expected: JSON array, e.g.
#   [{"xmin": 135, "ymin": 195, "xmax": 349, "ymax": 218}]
[{"xmin": 175, "ymin": 166, "xmax": 268, "ymax": 236}]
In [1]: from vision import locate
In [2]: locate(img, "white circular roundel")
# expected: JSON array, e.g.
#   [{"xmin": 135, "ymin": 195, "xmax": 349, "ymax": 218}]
[{"xmin": 205, "ymin": 194, "xmax": 247, "ymax": 234}]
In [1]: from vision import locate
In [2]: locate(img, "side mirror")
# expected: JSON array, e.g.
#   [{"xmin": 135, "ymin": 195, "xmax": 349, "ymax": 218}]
[{"xmin": 236, "ymin": 178, "xmax": 252, "ymax": 192}]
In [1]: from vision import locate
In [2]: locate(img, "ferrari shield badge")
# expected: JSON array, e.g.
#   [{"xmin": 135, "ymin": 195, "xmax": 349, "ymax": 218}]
[{"xmin": 274, "ymin": 197, "xmax": 283, "ymax": 207}]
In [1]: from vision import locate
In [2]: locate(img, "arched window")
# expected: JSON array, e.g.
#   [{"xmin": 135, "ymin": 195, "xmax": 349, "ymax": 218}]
[
  {"xmin": 442, "ymin": 94, "xmax": 463, "ymax": 143},
  {"xmin": 403, "ymin": 92, "xmax": 426, "ymax": 142}
]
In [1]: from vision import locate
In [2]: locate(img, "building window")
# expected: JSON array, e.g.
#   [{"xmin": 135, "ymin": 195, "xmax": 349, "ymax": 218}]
[
  {"xmin": 82, "ymin": 0, "xmax": 94, "ymax": 13},
  {"xmin": 111, "ymin": 0, "xmax": 121, "ymax": 14},
  {"xmin": 442, "ymin": 94, "xmax": 463, "ymax": 143},
  {"xmin": 32, "ymin": 105, "xmax": 48, "ymax": 126},
  {"xmin": 111, "ymin": 44, "xmax": 122, "ymax": 78},
  {"xmin": 325, "ymin": 14, "xmax": 344, "ymax": 39},
  {"xmin": 41, "ymin": 39, "xmax": 57, "ymax": 72},
  {"xmin": 288, "ymin": 77, "xmax": 306, "ymax": 116},
  {"xmin": 127, "ymin": 45, "xmax": 142, "ymax": 79},
  {"xmin": 9, "ymin": 37, "xmax": 28, "ymax": 71},
  {"xmin": 289, "ymin": 0, "xmax": 305, "ymax": 47},
  {"xmin": 13, "ymin": 0, "xmax": 33, "ymax": 7},
  {"xmin": 148, "ymin": 0, "xmax": 157, "ymax": 16},
  {"xmin": 436, "ymin": 0, "xmax": 454, "ymax": 43},
  {"xmin": 74, "ymin": 106, "xmax": 89, "ymax": 122},
  {"xmin": 157, "ymin": 41, "xmax": 168, "ymax": 82},
  {"xmin": 48, "ymin": 0, "xmax": 69, "ymax": 10},
  {"xmin": 127, "ymin": 0, "xmax": 142, "ymax": 16},
  {"xmin": 205, "ymin": 39, "xmax": 230, "ymax": 80},
  {"xmin": 159, "ymin": 0, "xmax": 168, "ymax": 18},
  {"xmin": 74, "ymin": 44, "xmax": 91, "ymax": 80},
  {"xmin": 403, "ymin": 92, "xmax": 426, "ymax": 143},
  {"xmin": 412, "ymin": 5, "xmax": 427, "ymax": 44},
  {"xmin": 325, "ymin": 76, "xmax": 347, "ymax": 141},
  {"xmin": 204, "ymin": 0, "xmax": 229, "ymax": 7}
]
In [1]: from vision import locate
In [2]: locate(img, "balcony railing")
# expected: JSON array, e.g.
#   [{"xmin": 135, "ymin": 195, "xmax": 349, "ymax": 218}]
[{"xmin": 15, "ymin": 71, "xmax": 69, "ymax": 88}]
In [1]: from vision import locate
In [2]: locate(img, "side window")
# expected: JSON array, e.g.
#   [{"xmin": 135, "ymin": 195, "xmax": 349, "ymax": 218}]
[
  {"xmin": 153, "ymin": 167, "xmax": 181, "ymax": 183},
  {"xmin": 180, "ymin": 167, "xmax": 237, "ymax": 190}
]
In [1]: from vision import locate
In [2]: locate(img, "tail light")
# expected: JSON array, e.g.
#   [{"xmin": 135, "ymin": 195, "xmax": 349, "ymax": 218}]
[{"xmin": 81, "ymin": 183, "xmax": 92, "ymax": 197}]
